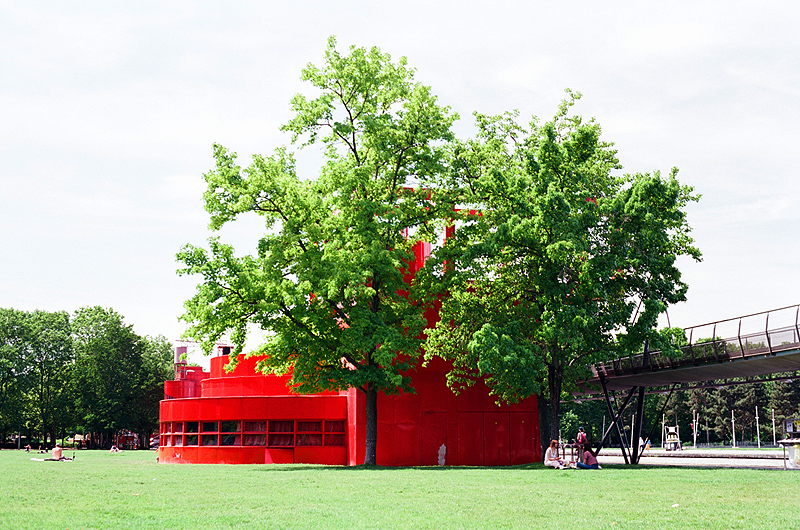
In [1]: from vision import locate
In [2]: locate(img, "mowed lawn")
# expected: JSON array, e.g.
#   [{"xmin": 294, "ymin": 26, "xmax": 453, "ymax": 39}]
[{"xmin": 1, "ymin": 450, "xmax": 797, "ymax": 529}]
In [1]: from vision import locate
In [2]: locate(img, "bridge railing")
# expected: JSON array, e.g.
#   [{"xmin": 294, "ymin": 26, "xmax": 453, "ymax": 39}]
[{"xmin": 593, "ymin": 304, "xmax": 800, "ymax": 378}]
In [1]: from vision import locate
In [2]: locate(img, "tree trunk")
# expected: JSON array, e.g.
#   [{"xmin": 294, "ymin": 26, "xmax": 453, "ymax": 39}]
[
  {"xmin": 548, "ymin": 364, "xmax": 563, "ymax": 444},
  {"xmin": 140, "ymin": 430, "xmax": 151, "ymax": 450},
  {"xmin": 364, "ymin": 383, "xmax": 378, "ymax": 465},
  {"xmin": 537, "ymin": 393, "xmax": 550, "ymax": 457}
]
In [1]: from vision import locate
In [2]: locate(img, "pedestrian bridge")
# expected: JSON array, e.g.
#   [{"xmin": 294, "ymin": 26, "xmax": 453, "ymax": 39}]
[
  {"xmin": 582, "ymin": 304, "xmax": 800, "ymax": 464},
  {"xmin": 589, "ymin": 304, "xmax": 800, "ymax": 392}
]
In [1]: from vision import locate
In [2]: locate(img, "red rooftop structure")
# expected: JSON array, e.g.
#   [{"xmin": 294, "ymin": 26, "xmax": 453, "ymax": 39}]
[{"xmin": 159, "ymin": 239, "xmax": 542, "ymax": 466}]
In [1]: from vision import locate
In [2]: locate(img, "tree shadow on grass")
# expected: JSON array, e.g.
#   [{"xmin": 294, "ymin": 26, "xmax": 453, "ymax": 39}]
[{"xmin": 247, "ymin": 463, "xmax": 570, "ymax": 473}]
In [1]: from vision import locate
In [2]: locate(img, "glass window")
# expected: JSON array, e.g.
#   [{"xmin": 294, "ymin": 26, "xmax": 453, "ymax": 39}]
[
  {"xmin": 243, "ymin": 434, "xmax": 267, "ymax": 446},
  {"xmin": 162, "ymin": 435, "xmax": 170, "ymax": 447},
  {"xmin": 220, "ymin": 421, "xmax": 240, "ymax": 433},
  {"xmin": 296, "ymin": 433, "xmax": 323, "ymax": 446},
  {"xmin": 201, "ymin": 435, "xmax": 217, "ymax": 446},
  {"xmin": 268, "ymin": 433, "xmax": 294, "ymax": 447},
  {"xmin": 185, "ymin": 435, "xmax": 198, "ymax": 446},
  {"xmin": 173, "ymin": 435, "xmax": 183, "ymax": 447},
  {"xmin": 244, "ymin": 421, "xmax": 267, "ymax": 432},
  {"xmin": 269, "ymin": 421, "xmax": 294, "ymax": 433},
  {"xmin": 325, "ymin": 421, "xmax": 345, "ymax": 433},
  {"xmin": 202, "ymin": 422, "xmax": 217, "ymax": 433},
  {"xmin": 220, "ymin": 434, "xmax": 240, "ymax": 446},
  {"xmin": 172, "ymin": 422, "xmax": 183, "ymax": 433},
  {"xmin": 185, "ymin": 422, "xmax": 199, "ymax": 433},
  {"xmin": 297, "ymin": 421, "xmax": 322, "ymax": 432}
]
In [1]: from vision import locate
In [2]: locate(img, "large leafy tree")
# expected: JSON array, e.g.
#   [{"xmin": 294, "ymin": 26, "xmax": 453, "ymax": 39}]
[
  {"xmin": 769, "ymin": 378, "xmax": 800, "ymax": 431},
  {"xmin": 27, "ymin": 310, "xmax": 74, "ymax": 445},
  {"xmin": 72, "ymin": 306, "xmax": 144, "ymax": 447},
  {"xmin": 1, "ymin": 309, "xmax": 73, "ymax": 445},
  {"xmin": 131, "ymin": 335, "xmax": 174, "ymax": 448},
  {"xmin": 178, "ymin": 38, "xmax": 457, "ymax": 464},
  {"xmin": 419, "ymin": 93, "xmax": 701, "ymax": 444},
  {"xmin": 0, "ymin": 308, "xmax": 35, "ymax": 440}
]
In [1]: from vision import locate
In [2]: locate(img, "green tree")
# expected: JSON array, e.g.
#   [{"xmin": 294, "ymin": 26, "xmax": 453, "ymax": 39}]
[
  {"xmin": 1, "ymin": 309, "xmax": 73, "ymax": 446},
  {"xmin": 419, "ymin": 94, "xmax": 701, "ymax": 446},
  {"xmin": 177, "ymin": 38, "xmax": 457, "ymax": 464},
  {"xmin": 131, "ymin": 335, "xmax": 174, "ymax": 448},
  {"xmin": 684, "ymin": 386, "xmax": 715, "ymax": 444},
  {"xmin": 0, "ymin": 308, "xmax": 33, "ymax": 442},
  {"xmin": 769, "ymin": 378, "xmax": 800, "ymax": 437},
  {"xmin": 72, "ymin": 307, "xmax": 144, "ymax": 448},
  {"xmin": 707, "ymin": 381, "xmax": 769, "ymax": 444},
  {"xmin": 25, "ymin": 310, "xmax": 74, "ymax": 445}
]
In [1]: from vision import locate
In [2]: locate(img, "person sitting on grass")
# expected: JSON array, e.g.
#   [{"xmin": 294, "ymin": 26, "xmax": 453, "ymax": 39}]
[
  {"xmin": 46, "ymin": 443, "xmax": 71, "ymax": 461},
  {"xmin": 576, "ymin": 442, "xmax": 601, "ymax": 469},
  {"xmin": 544, "ymin": 440, "xmax": 568, "ymax": 469}
]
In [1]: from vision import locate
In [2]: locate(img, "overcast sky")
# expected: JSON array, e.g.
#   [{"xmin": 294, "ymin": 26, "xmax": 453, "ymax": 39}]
[{"xmin": 2, "ymin": 1, "xmax": 799, "ymax": 358}]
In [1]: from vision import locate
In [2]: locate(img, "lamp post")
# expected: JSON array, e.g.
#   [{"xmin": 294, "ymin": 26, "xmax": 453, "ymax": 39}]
[
  {"xmin": 755, "ymin": 406, "xmax": 760, "ymax": 449},
  {"xmin": 772, "ymin": 408, "xmax": 777, "ymax": 446},
  {"xmin": 731, "ymin": 410, "xmax": 736, "ymax": 448}
]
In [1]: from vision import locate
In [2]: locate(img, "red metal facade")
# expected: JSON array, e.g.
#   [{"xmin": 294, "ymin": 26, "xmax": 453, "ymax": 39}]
[
  {"xmin": 158, "ymin": 239, "xmax": 541, "ymax": 465},
  {"xmin": 158, "ymin": 353, "xmax": 540, "ymax": 466}
]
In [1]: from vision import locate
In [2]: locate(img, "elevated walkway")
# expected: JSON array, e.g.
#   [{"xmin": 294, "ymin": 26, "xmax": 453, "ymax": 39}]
[
  {"xmin": 589, "ymin": 304, "xmax": 800, "ymax": 391},
  {"xmin": 583, "ymin": 304, "xmax": 800, "ymax": 465}
]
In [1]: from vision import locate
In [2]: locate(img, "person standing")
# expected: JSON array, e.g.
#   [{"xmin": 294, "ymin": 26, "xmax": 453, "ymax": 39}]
[{"xmin": 576, "ymin": 427, "xmax": 587, "ymax": 463}]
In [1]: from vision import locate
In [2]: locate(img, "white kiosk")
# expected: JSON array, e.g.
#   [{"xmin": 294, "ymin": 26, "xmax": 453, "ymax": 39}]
[{"xmin": 778, "ymin": 418, "xmax": 800, "ymax": 470}]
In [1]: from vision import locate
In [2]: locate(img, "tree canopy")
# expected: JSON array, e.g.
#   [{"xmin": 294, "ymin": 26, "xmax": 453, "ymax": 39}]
[
  {"xmin": 0, "ymin": 306, "xmax": 172, "ymax": 448},
  {"xmin": 179, "ymin": 40, "xmax": 703, "ymax": 461},
  {"xmin": 178, "ymin": 37, "xmax": 457, "ymax": 464},
  {"xmin": 0, "ymin": 308, "xmax": 73, "ymax": 444},
  {"xmin": 418, "ymin": 94, "xmax": 702, "ymax": 442},
  {"xmin": 70, "ymin": 307, "xmax": 172, "ymax": 446}
]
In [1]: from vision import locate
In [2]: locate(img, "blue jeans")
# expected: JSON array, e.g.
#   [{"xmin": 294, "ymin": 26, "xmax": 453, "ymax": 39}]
[{"xmin": 576, "ymin": 462, "xmax": 599, "ymax": 469}]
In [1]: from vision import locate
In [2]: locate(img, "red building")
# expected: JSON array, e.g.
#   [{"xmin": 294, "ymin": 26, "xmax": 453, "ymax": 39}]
[{"xmin": 158, "ymin": 240, "xmax": 542, "ymax": 465}]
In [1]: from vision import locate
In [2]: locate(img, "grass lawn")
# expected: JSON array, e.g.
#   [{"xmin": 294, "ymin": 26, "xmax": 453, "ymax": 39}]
[{"xmin": 1, "ymin": 449, "xmax": 797, "ymax": 529}]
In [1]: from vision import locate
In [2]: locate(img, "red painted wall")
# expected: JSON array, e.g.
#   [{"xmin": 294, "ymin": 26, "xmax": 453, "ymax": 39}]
[
  {"xmin": 159, "ymin": 352, "xmax": 540, "ymax": 465},
  {"xmin": 344, "ymin": 356, "xmax": 540, "ymax": 466},
  {"xmin": 159, "ymin": 237, "xmax": 541, "ymax": 466}
]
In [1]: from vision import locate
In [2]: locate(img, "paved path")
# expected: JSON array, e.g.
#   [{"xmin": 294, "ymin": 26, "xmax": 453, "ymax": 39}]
[{"xmin": 596, "ymin": 448, "xmax": 794, "ymax": 470}]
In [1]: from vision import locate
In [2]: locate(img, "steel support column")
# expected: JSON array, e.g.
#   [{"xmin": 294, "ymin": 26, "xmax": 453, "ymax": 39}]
[
  {"xmin": 630, "ymin": 341, "xmax": 650, "ymax": 464},
  {"xmin": 599, "ymin": 378, "xmax": 636, "ymax": 464}
]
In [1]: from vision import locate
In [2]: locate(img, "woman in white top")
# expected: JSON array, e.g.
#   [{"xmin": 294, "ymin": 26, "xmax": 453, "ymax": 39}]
[{"xmin": 544, "ymin": 439, "xmax": 567, "ymax": 469}]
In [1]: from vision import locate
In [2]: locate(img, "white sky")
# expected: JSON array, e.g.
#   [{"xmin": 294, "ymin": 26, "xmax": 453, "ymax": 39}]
[{"xmin": 2, "ymin": 1, "xmax": 799, "ymax": 357}]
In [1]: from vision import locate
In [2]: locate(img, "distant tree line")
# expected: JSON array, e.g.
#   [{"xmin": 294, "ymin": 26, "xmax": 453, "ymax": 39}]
[
  {"xmin": 559, "ymin": 378, "xmax": 800, "ymax": 447},
  {"xmin": 0, "ymin": 306, "xmax": 173, "ymax": 449}
]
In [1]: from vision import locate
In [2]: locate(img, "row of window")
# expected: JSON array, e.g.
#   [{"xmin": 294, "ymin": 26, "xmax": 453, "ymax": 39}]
[{"xmin": 160, "ymin": 420, "xmax": 346, "ymax": 448}]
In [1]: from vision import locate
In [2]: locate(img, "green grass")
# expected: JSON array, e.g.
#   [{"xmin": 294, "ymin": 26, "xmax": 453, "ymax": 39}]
[{"xmin": 1, "ymin": 450, "xmax": 797, "ymax": 529}]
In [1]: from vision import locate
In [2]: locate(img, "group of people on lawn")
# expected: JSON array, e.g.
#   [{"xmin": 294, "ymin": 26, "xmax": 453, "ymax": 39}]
[{"xmin": 544, "ymin": 427, "xmax": 600, "ymax": 470}]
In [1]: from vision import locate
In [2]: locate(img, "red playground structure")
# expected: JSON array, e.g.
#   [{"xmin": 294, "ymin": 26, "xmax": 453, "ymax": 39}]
[{"xmin": 158, "ymin": 239, "xmax": 542, "ymax": 466}]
